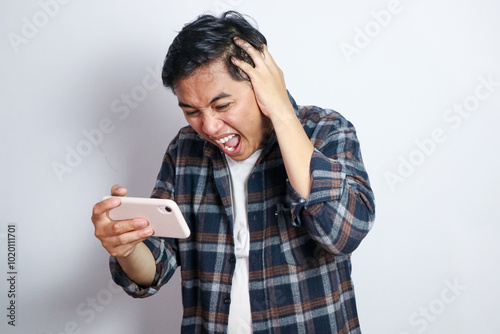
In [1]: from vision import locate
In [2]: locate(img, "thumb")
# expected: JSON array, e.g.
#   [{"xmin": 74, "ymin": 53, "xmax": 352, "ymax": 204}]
[{"xmin": 111, "ymin": 184, "xmax": 127, "ymax": 197}]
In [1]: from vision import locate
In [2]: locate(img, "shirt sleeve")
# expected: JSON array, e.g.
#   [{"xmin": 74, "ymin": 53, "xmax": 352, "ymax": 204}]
[
  {"xmin": 109, "ymin": 236, "xmax": 179, "ymax": 298},
  {"xmin": 109, "ymin": 132, "xmax": 182, "ymax": 298},
  {"xmin": 287, "ymin": 109, "xmax": 376, "ymax": 255}
]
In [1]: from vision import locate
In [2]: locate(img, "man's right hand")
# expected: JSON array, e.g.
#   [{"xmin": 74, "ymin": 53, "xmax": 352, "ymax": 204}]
[{"xmin": 91, "ymin": 184, "xmax": 154, "ymax": 258}]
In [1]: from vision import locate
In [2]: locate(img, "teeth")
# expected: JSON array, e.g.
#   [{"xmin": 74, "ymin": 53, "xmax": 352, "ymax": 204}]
[
  {"xmin": 225, "ymin": 146, "xmax": 234, "ymax": 152},
  {"xmin": 215, "ymin": 134, "xmax": 235, "ymax": 144}
]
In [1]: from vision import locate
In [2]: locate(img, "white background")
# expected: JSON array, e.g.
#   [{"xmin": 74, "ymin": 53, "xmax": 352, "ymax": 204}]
[{"xmin": 1, "ymin": 0, "xmax": 499, "ymax": 333}]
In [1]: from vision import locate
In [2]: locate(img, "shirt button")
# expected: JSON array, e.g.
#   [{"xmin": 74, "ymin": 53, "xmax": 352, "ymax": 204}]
[
  {"xmin": 229, "ymin": 256, "xmax": 236, "ymax": 264},
  {"xmin": 224, "ymin": 297, "xmax": 231, "ymax": 304}
]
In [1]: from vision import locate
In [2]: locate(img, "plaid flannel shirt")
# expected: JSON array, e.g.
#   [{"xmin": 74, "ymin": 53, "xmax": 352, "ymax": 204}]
[{"xmin": 110, "ymin": 94, "xmax": 375, "ymax": 333}]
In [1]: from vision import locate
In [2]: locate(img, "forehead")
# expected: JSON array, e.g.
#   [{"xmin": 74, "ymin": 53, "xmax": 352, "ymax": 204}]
[{"xmin": 174, "ymin": 61, "xmax": 234, "ymax": 101}]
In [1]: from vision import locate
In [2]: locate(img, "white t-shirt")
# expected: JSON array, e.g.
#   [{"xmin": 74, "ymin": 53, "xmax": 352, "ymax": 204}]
[{"xmin": 225, "ymin": 149, "xmax": 261, "ymax": 334}]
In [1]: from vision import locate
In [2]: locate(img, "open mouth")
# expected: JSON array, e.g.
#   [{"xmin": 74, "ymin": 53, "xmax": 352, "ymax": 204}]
[{"xmin": 215, "ymin": 134, "xmax": 241, "ymax": 154}]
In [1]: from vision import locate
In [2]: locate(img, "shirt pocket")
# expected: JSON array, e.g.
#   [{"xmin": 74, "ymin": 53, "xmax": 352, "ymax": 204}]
[{"xmin": 275, "ymin": 203, "xmax": 329, "ymax": 267}]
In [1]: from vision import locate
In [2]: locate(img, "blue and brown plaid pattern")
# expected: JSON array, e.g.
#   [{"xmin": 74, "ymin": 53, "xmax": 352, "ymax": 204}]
[{"xmin": 110, "ymin": 95, "xmax": 375, "ymax": 333}]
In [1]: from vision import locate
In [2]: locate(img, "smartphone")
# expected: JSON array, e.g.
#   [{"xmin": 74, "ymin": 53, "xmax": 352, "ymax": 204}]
[{"xmin": 102, "ymin": 196, "xmax": 190, "ymax": 239}]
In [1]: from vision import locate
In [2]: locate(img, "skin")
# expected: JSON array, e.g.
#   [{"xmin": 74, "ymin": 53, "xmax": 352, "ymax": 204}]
[
  {"xmin": 91, "ymin": 37, "xmax": 314, "ymax": 287},
  {"xmin": 230, "ymin": 37, "xmax": 314, "ymax": 199},
  {"xmin": 174, "ymin": 58, "xmax": 272, "ymax": 161}
]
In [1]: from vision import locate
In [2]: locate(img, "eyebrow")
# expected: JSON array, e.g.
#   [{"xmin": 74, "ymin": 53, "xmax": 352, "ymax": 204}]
[{"xmin": 178, "ymin": 93, "xmax": 231, "ymax": 108}]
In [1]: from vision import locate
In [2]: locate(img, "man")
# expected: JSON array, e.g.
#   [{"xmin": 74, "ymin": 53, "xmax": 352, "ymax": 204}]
[{"xmin": 92, "ymin": 11, "xmax": 375, "ymax": 334}]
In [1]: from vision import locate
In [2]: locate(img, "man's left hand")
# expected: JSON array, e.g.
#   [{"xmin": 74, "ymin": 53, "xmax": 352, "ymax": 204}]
[{"xmin": 231, "ymin": 37, "xmax": 295, "ymax": 123}]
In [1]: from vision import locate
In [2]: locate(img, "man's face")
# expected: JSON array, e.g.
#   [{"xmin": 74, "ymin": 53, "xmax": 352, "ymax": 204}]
[{"xmin": 174, "ymin": 60, "xmax": 272, "ymax": 161}]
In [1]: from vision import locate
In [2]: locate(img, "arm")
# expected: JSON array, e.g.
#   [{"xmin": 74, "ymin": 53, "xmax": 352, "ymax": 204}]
[
  {"xmin": 111, "ymin": 134, "xmax": 182, "ymax": 297},
  {"xmin": 231, "ymin": 38, "xmax": 314, "ymax": 199},
  {"xmin": 289, "ymin": 112, "xmax": 375, "ymax": 255},
  {"xmin": 231, "ymin": 38, "xmax": 374, "ymax": 254},
  {"xmin": 92, "ymin": 185, "xmax": 156, "ymax": 287}
]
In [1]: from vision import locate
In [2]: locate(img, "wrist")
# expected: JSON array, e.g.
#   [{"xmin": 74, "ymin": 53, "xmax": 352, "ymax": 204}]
[
  {"xmin": 116, "ymin": 241, "xmax": 143, "ymax": 260},
  {"xmin": 269, "ymin": 105, "xmax": 297, "ymax": 132}
]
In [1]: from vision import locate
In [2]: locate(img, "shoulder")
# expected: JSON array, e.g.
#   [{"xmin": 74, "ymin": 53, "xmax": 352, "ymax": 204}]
[
  {"xmin": 296, "ymin": 104, "xmax": 356, "ymax": 136},
  {"xmin": 168, "ymin": 125, "xmax": 205, "ymax": 152},
  {"xmin": 176, "ymin": 125, "xmax": 201, "ymax": 141},
  {"xmin": 158, "ymin": 126, "xmax": 207, "ymax": 169}
]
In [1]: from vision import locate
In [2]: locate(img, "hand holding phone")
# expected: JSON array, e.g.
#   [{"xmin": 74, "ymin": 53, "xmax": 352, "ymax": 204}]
[{"xmin": 102, "ymin": 196, "xmax": 190, "ymax": 239}]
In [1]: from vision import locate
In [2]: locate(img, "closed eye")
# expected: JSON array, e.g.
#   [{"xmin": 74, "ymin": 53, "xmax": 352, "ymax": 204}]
[
  {"xmin": 215, "ymin": 103, "xmax": 231, "ymax": 111},
  {"xmin": 184, "ymin": 110, "xmax": 199, "ymax": 117}
]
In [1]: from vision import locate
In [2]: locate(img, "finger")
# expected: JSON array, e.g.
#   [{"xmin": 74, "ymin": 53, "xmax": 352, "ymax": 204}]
[
  {"xmin": 233, "ymin": 37, "xmax": 265, "ymax": 64},
  {"xmin": 111, "ymin": 184, "xmax": 127, "ymax": 197},
  {"xmin": 260, "ymin": 44, "xmax": 278, "ymax": 67},
  {"xmin": 104, "ymin": 239, "xmax": 146, "ymax": 257},
  {"xmin": 108, "ymin": 218, "xmax": 150, "ymax": 236},
  {"xmin": 231, "ymin": 55, "xmax": 255, "ymax": 77},
  {"xmin": 92, "ymin": 196, "xmax": 121, "ymax": 223},
  {"xmin": 233, "ymin": 37, "xmax": 257, "ymax": 54},
  {"xmin": 109, "ymin": 227, "xmax": 154, "ymax": 248}
]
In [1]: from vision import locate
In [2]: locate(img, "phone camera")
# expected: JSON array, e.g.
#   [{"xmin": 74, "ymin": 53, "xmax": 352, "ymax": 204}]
[{"xmin": 165, "ymin": 206, "xmax": 172, "ymax": 212}]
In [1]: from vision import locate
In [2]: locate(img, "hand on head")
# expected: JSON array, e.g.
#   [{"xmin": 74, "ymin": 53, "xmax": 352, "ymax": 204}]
[{"xmin": 231, "ymin": 37, "xmax": 295, "ymax": 121}]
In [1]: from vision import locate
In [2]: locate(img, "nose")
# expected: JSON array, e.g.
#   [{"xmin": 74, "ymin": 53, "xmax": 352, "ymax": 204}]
[{"xmin": 201, "ymin": 112, "xmax": 223, "ymax": 136}]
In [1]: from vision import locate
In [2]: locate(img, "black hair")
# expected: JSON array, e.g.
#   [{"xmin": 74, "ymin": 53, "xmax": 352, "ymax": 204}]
[{"xmin": 161, "ymin": 11, "xmax": 267, "ymax": 92}]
